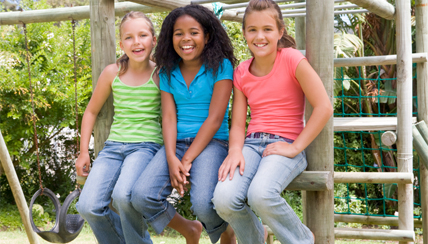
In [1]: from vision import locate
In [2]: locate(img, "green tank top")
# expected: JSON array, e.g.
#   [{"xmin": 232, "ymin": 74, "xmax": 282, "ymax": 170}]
[{"xmin": 107, "ymin": 69, "xmax": 163, "ymax": 144}]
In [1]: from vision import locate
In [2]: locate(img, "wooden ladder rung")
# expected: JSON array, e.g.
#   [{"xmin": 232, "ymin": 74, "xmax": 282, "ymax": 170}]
[
  {"xmin": 334, "ymin": 228, "xmax": 415, "ymax": 241},
  {"xmin": 334, "ymin": 117, "xmax": 417, "ymax": 132},
  {"xmin": 334, "ymin": 172, "xmax": 414, "ymax": 184}
]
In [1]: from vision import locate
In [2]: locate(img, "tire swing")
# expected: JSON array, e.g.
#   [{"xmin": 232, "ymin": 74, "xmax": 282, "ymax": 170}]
[{"xmin": 23, "ymin": 20, "xmax": 85, "ymax": 243}]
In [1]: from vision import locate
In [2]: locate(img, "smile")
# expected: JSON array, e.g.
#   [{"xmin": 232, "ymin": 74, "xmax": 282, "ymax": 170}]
[
  {"xmin": 133, "ymin": 48, "xmax": 145, "ymax": 53},
  {"xmin": 181, "ymin": 45, "xmax": 195, "ymax": 50},
  {"xmin": 254, "ymin": 43, "xmax": 267, "ymax": 47}
]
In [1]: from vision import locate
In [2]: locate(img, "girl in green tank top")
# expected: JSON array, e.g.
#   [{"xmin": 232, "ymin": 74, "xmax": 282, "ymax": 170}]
[{"xmin": 75, "ymin": 12, "xmax": 169, "ymax": 244}]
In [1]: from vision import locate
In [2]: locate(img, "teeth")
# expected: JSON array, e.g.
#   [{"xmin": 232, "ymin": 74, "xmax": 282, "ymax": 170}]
[
  {"xmin": 255, "ymin": 43, "xmax": 267, "ymax": 47},
  {"xmin": 182, "ymin": 46, "xmax": 194, "ymax": 49},
  {"xmin": 134, "ymin": 49, "xmax": 143, "ymax": 52}
]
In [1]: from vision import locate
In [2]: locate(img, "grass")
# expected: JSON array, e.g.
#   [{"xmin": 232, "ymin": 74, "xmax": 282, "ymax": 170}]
[{"xmin": 0, "ymin": 225, "xmax": 421, "ymax": 244}]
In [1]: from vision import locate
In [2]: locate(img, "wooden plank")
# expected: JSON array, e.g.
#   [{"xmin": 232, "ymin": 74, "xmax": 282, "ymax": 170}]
[
  {"xmin": 0, "ymin": 131, "xmax": 39, "ymax": 244},
  {"xmin": 305, "ymin": 0, "xmax": 335, "ymax": 243},
  {"xmin": 128, "ymin": 0, "xmax": 242, "ymax": 22},
  {"xmin": 415, "ymin": 0, "xmax": 428, "ymax": 242},
  {"xmin": 333, "ymin": 117, "xmax": 417, "ymax": 132},
  {"xmin": 334, "ymin": 172, "xmax": 413, "ymax": 184},
  {"xmin": 347, "ymin": 0, "xmax": 395, "ymax": 20},
  {"xmin": 334, "ymin": 53, "xmax": 427, "ymax": 67},
  {"xmin": 0, "ymin": 2, "xmax": 165, "ymax": 25},
  {"xmin": 335, "ymin": 228, "xmax": 415, "ymax": 241},
  {"xmin": 334, "ymin": 214, "xmax": 423, "ymax": 228},
  {"xmin": 90, "ymin": 0, "xmax": 115, "ymax": 157}
]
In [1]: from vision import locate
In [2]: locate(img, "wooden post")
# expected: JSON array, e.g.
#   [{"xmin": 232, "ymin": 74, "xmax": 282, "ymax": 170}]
[
  {"xmin": 396, "ymin": 0, "xmax": 414, "ymax": 243},
  {"xmin": 416, "ymin": 1, "xmax": 428, "ymax": 242},
  {"xmin": 0, "ymin": 131, "xmax": 39, "ymax": 244},
  {"xmin": 346, "ymin": 0, "xmax": 395, "ymax": 20},
  {"xmin": 90, "ymin": 0, "xmax": 116, "ymax": 156},
  {"xmin": 295, "ymin": 0, "xmax": 307, "ymax": 226},
  {"xmin": 305, "ymin": 0, "xmax": 334, "ymax": 243}
]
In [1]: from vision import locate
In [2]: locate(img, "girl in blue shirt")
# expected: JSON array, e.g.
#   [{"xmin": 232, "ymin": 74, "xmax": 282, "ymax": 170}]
[{"xmin": 129, "ymin": 4, "xmax": 237, "ymax": 244}]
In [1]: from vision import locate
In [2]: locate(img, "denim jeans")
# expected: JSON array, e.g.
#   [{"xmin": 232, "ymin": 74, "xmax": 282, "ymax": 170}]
[
  {"xmin": 130, "ymin": 138, "xmax": 229, "ymax": 244},
  {"xmin": 212, "ymin": 135, "xmax": 314, "ymax": 244},
  {"xmin": 76, "ymin": 140, "xmax": 161, "ymax": 244}
]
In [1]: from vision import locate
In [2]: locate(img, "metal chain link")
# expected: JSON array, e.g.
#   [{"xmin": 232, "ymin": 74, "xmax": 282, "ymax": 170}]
[{"xmin": 23, "ymin": 23, "xmax": 44, "ymax": 193}]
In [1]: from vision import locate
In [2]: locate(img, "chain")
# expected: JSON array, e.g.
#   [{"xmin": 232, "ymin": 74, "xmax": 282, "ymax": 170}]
[
  {"xmin": 23, "ymin": 23, "xmax": 44, "ymax": 193},
  {"xmin": 71, "ymin": 19, "xmax": 81, "ymax": 191}
]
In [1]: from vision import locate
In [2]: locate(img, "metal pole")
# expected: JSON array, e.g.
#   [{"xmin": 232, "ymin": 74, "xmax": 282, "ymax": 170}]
[
  {"xmin": 305, "ymin": 0, "xmax": 335, "ymax": 243},
  {"xmin": 396, "ymin": 0, "xmax": 415, "ymax": 243}
]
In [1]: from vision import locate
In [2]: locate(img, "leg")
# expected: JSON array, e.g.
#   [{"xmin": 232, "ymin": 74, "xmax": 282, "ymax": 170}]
[
  {"xmin": 188, "ymin": 139, "xmax": 230, "ymax": 243},
  {"xmin": 167, "ymin": 213, "xmax": 203, "ymax": 244},
  {"xmin": 111, "ymin": 142, "xmax": 161, "ymax": 244},
  {"xmin": 76, "ymin": 141, "xmax": 125, "ymax": 244},
  {"xmin": 212, "ymin": 139, "xmax": 265, "ymax": 244},
  {"xmin": 247, "ymin": 151, "xmax": 314, "ymax": 244},
  {"xmin": 130, "ymin": 146, "xmax": 177, "ymax": 235}
]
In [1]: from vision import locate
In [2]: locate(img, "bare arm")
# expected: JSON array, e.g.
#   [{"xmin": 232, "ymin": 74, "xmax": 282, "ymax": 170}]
[
  {"xmin": 180, "ymin": 79, "xmax": 233, "ymax": 171},
  {"xmin": 263, "ymin": 59, "xmax": 333, "ymax": 158},
  {"xmin": 75, "ymin": 64, "xmax": 117, "ymax": 176},
  {"xmin": 218, "ymin": 87, "xmax": 248, "ymax": 181}
]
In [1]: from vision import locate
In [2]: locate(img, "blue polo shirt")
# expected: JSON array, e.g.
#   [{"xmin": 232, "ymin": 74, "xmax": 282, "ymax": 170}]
[{"xmin": 160, "ymin": 59, "xmax": 233, "ymax": 140}]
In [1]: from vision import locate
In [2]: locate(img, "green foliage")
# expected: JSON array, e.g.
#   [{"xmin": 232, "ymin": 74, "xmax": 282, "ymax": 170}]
[{"xmin": 0, "ymin": 0, "xmax": 92, "ymax": 204}]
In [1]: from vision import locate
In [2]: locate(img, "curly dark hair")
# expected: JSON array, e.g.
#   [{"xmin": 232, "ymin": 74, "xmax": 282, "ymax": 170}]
[{"xmin": 154, "ymin": 4, "xmax": 237, "ymax": 81}]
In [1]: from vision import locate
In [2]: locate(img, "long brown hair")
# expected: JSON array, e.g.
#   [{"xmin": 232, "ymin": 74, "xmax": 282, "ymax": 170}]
[
  {"xmin": 116, "ymin": 11, "xmax": 155, "ymax": 76},
  {"xmin": 243, "ymin": 0, "xmax": 296, "ymax": 49}
]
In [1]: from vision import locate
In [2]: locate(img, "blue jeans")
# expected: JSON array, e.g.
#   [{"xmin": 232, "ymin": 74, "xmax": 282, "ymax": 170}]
[
  {"xmin": 212, "ymin": 135, "xmax": 314, "ymax": 244},
  {"xmin": 130, "ymin": 138, "xmax": 229, "ymax": 244},
  {"xmin": 76, "ymin": 140, "xmax": 161, "ymax": 244}
]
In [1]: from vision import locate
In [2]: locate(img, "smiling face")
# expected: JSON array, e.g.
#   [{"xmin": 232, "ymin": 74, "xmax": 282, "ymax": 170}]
[
  {"xmin": 172, "ymin": 15, "xmax": 208, "ymax": 65},
  {"xmin": 243, "ymin": 10, "xmax": 284, "ymax": 59},
  {"xmin": 119, "ymin": 18, "xmax": 156, "ymax": 63}
]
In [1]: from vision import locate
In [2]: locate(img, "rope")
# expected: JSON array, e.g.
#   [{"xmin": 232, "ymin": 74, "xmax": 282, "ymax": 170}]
[{"xmin": 23, "ymin": 23, "xmax": 44, "ymax": 193}]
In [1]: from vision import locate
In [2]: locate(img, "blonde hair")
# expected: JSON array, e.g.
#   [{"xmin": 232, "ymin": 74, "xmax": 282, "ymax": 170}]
[
  {"xmin": 116, "ymin": 11, "xmax": 155, "ymax": 76},
  {"xmin": 243, "ymin": 0, "xmax": 296, "ymax": 49}
]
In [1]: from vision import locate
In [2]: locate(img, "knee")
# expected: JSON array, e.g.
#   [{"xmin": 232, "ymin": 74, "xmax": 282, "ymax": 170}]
[
  {"xmin": 111, "ymin": 188, "xmax": 131, "ymax": 211},
  {"xmin": 212, "ymin": 185, "xmax": 245, "ymax": 216},
  {"xmin": 76, "ymin": 196, "xmax": 99, "ymax": 220},
  {"xmin": 130, "ymin": 187, "xmax": 152, "ymax": 213},
  {"xmin": 247, "ymin": 184, "xmax": 277, "ymax": 213}
]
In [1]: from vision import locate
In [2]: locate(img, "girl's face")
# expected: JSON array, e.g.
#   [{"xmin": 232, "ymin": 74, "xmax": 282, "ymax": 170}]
[
  {"xmin": 243, "ymin": 10, "xmax": 284, "ymax": 59},
  {"xmin": 172, "ymin": 15, "xmax": 208, "ymax": 64},
  {"xmin": 120, "ymin": 18, "xmax": 156, "ymax": 63}
]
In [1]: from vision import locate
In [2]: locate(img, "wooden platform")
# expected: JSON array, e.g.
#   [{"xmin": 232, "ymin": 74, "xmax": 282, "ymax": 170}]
[{"xmin": 334, "ymin": 117, "xmax": 417, "ymax": 132}]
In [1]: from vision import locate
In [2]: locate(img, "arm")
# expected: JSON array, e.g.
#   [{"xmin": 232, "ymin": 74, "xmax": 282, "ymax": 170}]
[
  {"xmin": 180, "ymin": 79, "xmax": 233, "ymax": 172},
  {"xmin": 263, "ymin": 59, "xmax": 333, "ymax": 158},
  {"xmin": 75, "ymin": 64, "xmax": 117, "ymax": 176},
  {"xmin": 161, "ymin": 91, "xmax": 188, "ymax": 196},
  {"xmin": 218, "ymin": 86, "xmax": 248, "ymax": 181}
]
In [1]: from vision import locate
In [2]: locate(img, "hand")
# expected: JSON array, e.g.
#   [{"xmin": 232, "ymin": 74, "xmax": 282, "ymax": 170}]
[
  {"xmin": 262, "ymin": 141, "xmax": 299, "ymax": 158},
  {"xmin": 218, "ymin": 151, "xmax": 245, "ymax": 182},
  {"xmin": 167, "ymin": 156, "xmax": 189, "ymax": 197},
  {"xmin": 75, "ymin": 153, "xmax": 91, "ymax": 177}
]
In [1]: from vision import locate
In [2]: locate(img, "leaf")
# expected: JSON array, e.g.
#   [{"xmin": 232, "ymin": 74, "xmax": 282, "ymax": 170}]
[{"xmin": 384, "ymin": 183, "xmax": 397, "ymax": 199}]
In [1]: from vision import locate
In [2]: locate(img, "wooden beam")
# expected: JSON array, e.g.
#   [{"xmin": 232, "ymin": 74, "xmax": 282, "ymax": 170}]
[
  {"xmin": 90, "ymin": 0, "xmax": 115, "ymax": 156},
  {"xmin": 0, "ymin": 131, "xmax": 39, "ymax": 244},
  {"xmin": 396, "ymin": 1, "xmax": 414, "ymax": 243},
  {"xmin": 334, "ymin": 172, "xmax": 413, "ymax": 184},
  {"xmin": 127, "ymin": 0, "xmax": 242, "ymax": 22},
  {"xmin": 415, "ymin": 0, "xmax": 428, "ymax": 242},
  {"xmin": 334, "ymin": 53, "xmax": 427, "ymax": 67},
  {"xmin": 334, "ymin": 214, "xmax": 423, "ymax": 228},
  {"xmin": 305, "ymin": 0, "xmax": 335, "ymax": 243},
  {"xmin": 335, "ymin": 228, "xmax": 415, "ymax": 241},
  {"xmin": 334, "ymin": 117, "xmax": 417, "ymax": 132},
  {"xmin": 0, "ymin": 2, "xmax": 165, "ymax": 25},
  {"xmin": 286, "ymin": 171, "xmax": 333, "ymax": 191},
  {"xmin": 347, "ymin": 0, "xmax": 395, "ymax": 20}
]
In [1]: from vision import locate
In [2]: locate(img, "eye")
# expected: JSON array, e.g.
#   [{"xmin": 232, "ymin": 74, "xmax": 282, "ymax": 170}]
[
  {"xmin": 141, "ymin": 34, "xmax": 147, "ymax": 37},
  {"xmin": 174, "ymin": 32, "xmax": 182, "ymax": 36},
  {"xmin": 125, "ymin": 36, "xmax": 131, "ymax": 40}
]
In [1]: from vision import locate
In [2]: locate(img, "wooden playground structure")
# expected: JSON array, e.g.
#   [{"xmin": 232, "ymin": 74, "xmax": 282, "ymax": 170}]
[{"xmin": 0, "ymin": 0, "xmax": 427, "ymax": 243}]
